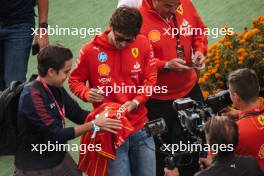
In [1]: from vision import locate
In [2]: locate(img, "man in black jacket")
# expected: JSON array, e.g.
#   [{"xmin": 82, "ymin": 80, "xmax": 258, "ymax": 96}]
[
  {"xmin": 14, "ymin": 45, "xmax": 123, "ymax": 176},
  {"xmin": 195, "ymin": 116, "xmax": 263, "ymax": 176}
]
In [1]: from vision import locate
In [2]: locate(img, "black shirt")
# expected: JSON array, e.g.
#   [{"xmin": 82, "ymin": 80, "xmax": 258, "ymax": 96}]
[
  {"xmin": 0, "ymin": 0, "xmax": 35, "ymax": 25},
  {"xmin": 195, "ymin": 154, "xmax": 264, "ymax": 176},
  {"xmin": 15, "ymin": 81, "xmax": 89, "ymax": 171}
]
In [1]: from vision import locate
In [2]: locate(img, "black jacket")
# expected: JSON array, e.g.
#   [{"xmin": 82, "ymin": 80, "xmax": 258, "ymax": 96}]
[
  {"xmin": 195, "ymin": 154, "xmax": 264, "ymax": 176},
  {"xmin": 15, "ymin": 81, "xmax": 89, "ymax": 171}
]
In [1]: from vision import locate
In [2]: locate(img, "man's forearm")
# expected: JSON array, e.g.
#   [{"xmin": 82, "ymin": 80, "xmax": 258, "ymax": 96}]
[{"xmin": 38, "ymin": 0, "xmax": 49, "ymax": 24}]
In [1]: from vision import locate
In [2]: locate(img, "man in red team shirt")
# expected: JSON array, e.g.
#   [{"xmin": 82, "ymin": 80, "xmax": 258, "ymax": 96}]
[
  {"xmin": 68, "ymin": 7, "xmax": 157, "ymax": 176},
  {"xmin": 138, "ymin": 0, "xmax": 208, "ymax": 175},
  {"xmin": 227, "ymin": 68, "xmax": 264, "ymax": 173}
]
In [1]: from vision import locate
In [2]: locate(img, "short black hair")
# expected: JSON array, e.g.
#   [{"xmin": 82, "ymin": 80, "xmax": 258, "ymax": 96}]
[
  {"xmin": 37, "ymin": 45, "xmax": 73, "ymax": 77},
  {"xmin": 228, "ymin": 68, "xmax": 259, "ymax": 102},
  {"xmin": 110, "ymin": 6, "xmax": 142, "ymax": 37}
]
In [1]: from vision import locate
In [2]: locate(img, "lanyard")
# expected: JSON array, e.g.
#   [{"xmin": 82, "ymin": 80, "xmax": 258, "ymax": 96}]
[
  {"xmin": 239, "ymin": 109, "xmax": 264, "ymax": 119},
  {"xmin": 36, "ymin": 76, "xmax": 66, "ymax": 127}
]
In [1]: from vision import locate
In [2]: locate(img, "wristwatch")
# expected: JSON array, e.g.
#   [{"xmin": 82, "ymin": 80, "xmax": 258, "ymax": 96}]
[{"xmin": 39, "ymin": 22, "xmax": 48, "ymax": 29}]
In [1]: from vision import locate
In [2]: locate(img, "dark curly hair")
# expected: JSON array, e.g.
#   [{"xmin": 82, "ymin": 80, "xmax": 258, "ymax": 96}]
[{"xmin": 110, "ymin": 6, "xmax": 142, "ymax": 37}]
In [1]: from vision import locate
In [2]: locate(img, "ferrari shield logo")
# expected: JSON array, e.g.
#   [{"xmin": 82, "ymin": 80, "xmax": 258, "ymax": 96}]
[
  {"xmin": 257, "ymin": 115, "xmax": 264, "ymax": 126},
  {"xmin": 132, "ymin": 48, "xmax": 139, "ymax": 58},
  {"xmin": 176, "ymin": 5, "xmax": 183, "ymax": 15}
]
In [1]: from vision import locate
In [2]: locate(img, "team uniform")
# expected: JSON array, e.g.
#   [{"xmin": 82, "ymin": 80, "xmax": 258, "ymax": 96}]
[
  {"xmin": 236, "ymin": 105, "xmax": 264, "ymax": 173},
  {"xmin": 68, "ymin": 29, "xmax": 157, "ymax": 176},
  {"xmin": 139, "ymin": 0, "xmax": 207, "ymax": 175}
]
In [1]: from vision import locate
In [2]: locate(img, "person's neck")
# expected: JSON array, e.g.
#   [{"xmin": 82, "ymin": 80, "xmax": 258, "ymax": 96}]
[
  {"xmin": 39, "ymin": 76, "xmax": 55, "ymax": 87},
  {"xmin": 107, "ymin": 31, "xmax": 115, "ymax": 47},
  {"xmin": 239, "ymin": 100, "xmax": 260, "ymax": 111}
]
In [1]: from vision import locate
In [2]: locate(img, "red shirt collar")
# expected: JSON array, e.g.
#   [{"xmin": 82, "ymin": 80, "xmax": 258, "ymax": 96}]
[{"xmin": 239, "ymin": 104, "xmax": 264, "ymax": 119}]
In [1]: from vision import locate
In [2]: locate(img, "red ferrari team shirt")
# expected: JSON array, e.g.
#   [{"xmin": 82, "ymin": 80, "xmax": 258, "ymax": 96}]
[
  {"xmin": 236, "ymin": 105, "xmax": 264, "ymax": 172},
  {"xmin": 139, "ymin": 0, "xmax": 208, "ymax": 100},
  {"xmin": 68, "ymin": 30, "xmax": 157, "ymax": 131}
]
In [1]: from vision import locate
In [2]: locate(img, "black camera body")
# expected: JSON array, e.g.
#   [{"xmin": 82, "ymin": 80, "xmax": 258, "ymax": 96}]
[
  {"xmin": 144, "ymin": 90, "xmax": 233, "ymax": 170},
  {"xmin": 173, "ymin": 90, "xmax": 232, "ymax": 137}
]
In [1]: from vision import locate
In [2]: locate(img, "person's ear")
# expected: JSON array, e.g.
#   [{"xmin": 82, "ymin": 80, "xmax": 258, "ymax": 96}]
[
  {"xmin": 47, "ymin": 68, "xmax": 56, "ymax": 77},
  {"xmin": 233, "ymin": 92, "xmax": 242, "ymax": 103}
]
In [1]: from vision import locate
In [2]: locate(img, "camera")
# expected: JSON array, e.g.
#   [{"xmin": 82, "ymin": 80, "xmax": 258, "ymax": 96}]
[
  {"xmin": 173, "ymin": 90, "xmax": 232, "ymax": 137},
  {"xmin": 145, "ymin": 118, "xmax": 167, "ymax": 138},
  {"xmin": 144, "ymin": 90, "xmax": 233, "ymax": 169}
]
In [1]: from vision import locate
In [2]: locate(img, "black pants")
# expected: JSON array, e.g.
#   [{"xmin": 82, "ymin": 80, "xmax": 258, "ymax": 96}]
[
  {"xmin": 14, "ymin": 154, "xmax": 82, "ymax": 176},
  {"xmin": 146, "ymin": 83, "xmax": 204, "ymax": 176},
  {"xmin": 0, "ymin": 40, "xmax": 4, "ymax": 90}
]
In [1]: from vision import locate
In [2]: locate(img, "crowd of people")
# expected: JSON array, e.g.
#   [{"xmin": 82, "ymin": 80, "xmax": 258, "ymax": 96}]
[{"xmin": 0, "ymin": 0, "xmax": 263, "ymax": 176}]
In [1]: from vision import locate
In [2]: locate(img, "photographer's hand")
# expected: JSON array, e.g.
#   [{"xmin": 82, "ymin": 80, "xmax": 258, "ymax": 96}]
[{"xmin": 164, "ymin": 168, "xmax": 180, "ymax": 176}]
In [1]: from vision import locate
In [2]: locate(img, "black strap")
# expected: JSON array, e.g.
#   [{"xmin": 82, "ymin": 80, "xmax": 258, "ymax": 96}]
[{"xmin": 240, "ymin": 109, "xmax": 264, "ymax": 119}]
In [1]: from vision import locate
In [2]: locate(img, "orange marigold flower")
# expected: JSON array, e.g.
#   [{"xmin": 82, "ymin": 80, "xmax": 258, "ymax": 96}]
[
  {"xmin": 238, "ymin": 60, "xmax": 243, "ymax": 65},
  {"xmin": 224, "ymin": 42, "xmax": 232, "ymax": 47},
  {"xmin": 211, "ymin": 69, "xmax": 217, "ymax": 74},
  {"xmin": 237, "ymin": 48, "xmax": 246, "ymax": 54},
  {"xmin": 243, "ymin": 31, "xmax": 252, "ymax": 40},
  {"xmin": 259, "ymin": 44, "xmax": 264, "ymax": 48},
  {"xmin": 249, "ymin": 55, "xmax": 254, "ymax": 60},
  {"xmin": 251, "ymin": 28, "xmax": 260, "ymax": 35},
  {"xmin": 198, "ymin": 78, "xmax": 205, "ymax": 84},
  {"xmin": 218, "ymin": 38, "xmax": 225, "ymax": 43},
  {"xmin": 215, "ymin": 73, "xmax": 221, "ymax": 78},
  {"xmin": 239, "ymin": 39, "xmax": 246, "ymax": 44},
  {"xmin": 202, "ymin": 91, "xmax": 210, "ymax": 99}
]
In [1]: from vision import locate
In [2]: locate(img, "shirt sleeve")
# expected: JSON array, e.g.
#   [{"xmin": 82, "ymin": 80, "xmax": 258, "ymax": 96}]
[
  {"xmin": 68, "ymin": 45, "xmax": 91, "ymax": 102},
  {"xmin": 133, "ymin": 39, "xmax": 157, "ymax": 104},
  {"xmin": 63, "ymin": 88, "xmax": 89, "ymax": 124},
  {"xmin": 22, "ymin": 87, "xmax": 75, "ymax": 142}
]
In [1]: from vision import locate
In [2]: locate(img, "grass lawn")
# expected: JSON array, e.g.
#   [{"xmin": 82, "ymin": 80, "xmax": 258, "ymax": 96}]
[{"xmin": 0, "ymin": 0, "xmax": 263, "ymax": 175}]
